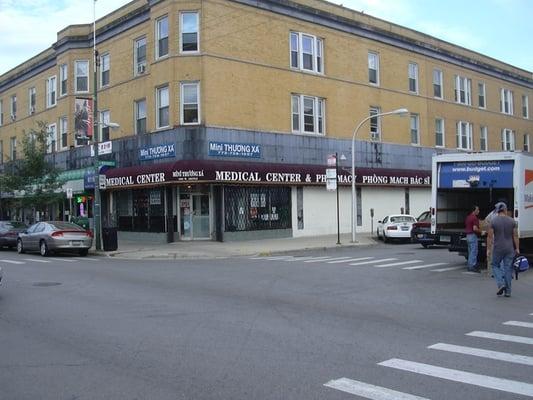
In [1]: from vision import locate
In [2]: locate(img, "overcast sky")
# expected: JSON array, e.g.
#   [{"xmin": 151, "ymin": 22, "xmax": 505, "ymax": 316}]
[{"xmin": 0, "ymin": 0, "xmax": 531, "ymax": 76}]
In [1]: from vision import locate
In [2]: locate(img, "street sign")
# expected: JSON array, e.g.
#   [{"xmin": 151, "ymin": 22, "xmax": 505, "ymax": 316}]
[
  {"xmin": 90, "ymin": 141, "xmax": 113, "ymax": 157},
  {"xmin": 66, "ymin": 188, "xmax": 73, "ymax": 199},
  {"xmin": 98, "ymin": 174, "xmax": 107, "ymax": 190},
  {"xmin": 326, "ymin": 168, "xmax": 337, "ymax": 191},
  {"xmin": 327, "ymin": 154, "xmax": 337, "ymax": 166}
]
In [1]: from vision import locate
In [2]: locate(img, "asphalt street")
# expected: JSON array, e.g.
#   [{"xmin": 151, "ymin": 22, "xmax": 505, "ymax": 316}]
[{"xmin": 1, "ymin": 242, "xmax": 533, "ymax": 399}]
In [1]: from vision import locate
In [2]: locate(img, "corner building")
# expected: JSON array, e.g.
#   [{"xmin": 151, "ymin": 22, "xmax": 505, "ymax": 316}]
[{"xmin": 0, "ymin": 0, "xmax": 531, "ymax": 242}]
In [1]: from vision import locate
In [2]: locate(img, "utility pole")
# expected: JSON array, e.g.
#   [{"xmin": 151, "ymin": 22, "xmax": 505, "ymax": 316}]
[{"xmin": 92, "ymin": 0, "xmax": 102, "ymax": 251}]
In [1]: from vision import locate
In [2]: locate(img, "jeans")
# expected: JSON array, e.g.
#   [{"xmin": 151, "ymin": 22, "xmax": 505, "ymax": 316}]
[
  {"xmin": 492, "ymin": 251, "xmax": 514, "ymax": 294},
  {"xmin": 466, "ymin": 233, "xmax": 478, "ymax": 270}
]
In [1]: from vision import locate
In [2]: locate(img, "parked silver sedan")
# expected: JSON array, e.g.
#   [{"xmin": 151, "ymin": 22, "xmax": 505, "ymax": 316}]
[{"xmin": 17, "ymin": 221, "xmax": 93, "ymax": 257}]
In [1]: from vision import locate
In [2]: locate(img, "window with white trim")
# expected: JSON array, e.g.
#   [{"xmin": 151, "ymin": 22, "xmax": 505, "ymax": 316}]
[
  {"xmin": 435, "ymin": 118, "xmax": 444, "ymax": 147},
  {"xmin": 10, "ymin": 95, "xmax": 16, "ymax": 120},
  {"xmin": 100, "ymin": 53, "xmax": 110, "ymax": 87},
  {"xmin": 135, "ymin": 99, "xmax": 147, "ymax": 134},
  {"xmin": 60, "ymin": 116, "xmax": 68, "ymax": 149},
  {"xmin": 410, "ymin": 114, "xmax": 420, "ymax": 144},
  {"xmin": 290, "ymin": 32, "xmax": 323, "ymax": 74},
  {"xmin": 156, "ymin": 16, "xmax": 169, "ymax": 59},
  {"xmin": 10, "ymin": 137, "xmax": 16, "ymax": 160},
  {"xmin": 408, "ymin": 63, "xmax": 418, "ymax": 93},
  {"xmin": 59, "ymin": 64, "xmax": 68, "ymax": 96},
  {"xmin": 0, "ymin": 100, "xmax": 3, "ymax": 125},
  {"xmin": 0, "ymin": 141, "xmax": 3, "ymax": 164},
  {"xmin": 433, "ymin": 69, "xmax": 443, "ymax": 98},
  {"xmin": 156, "ymin": 85, "xmax": 169, "ymax": 129},
  {"xmin": 500, "ymin": 88, "xmax": 514, "ymax": 115},
  {"xmin": 134, "ymin": 37, "xmax": 147, "ymax": 75},
  {"xmin": 99, "ymin": 110, "xmax": 110, "ymax": 142},
  {"xmin": 478, "ymin": 82, "xmax": 486, "ymax": 108},
  {"xmin": 368, "ymin": 52, "xmax": 379, "ymax": 85},
  {"xmin": 501, "ymin": 128, "xmax": 515, "ymax": 151},
  {"xmin": 369, "ymin": 106, "xmax": 381, "ymax": 141},
  {"xmin": 75, "ymin": 60, "xmax": 89, "ymax": 92},
  {"xmin": 46, "ymin": 123, "xmax": 57, "ymax": 153},
  {"xmin": 291, "ymin": 94, "xmax": 325, "ymax": 135},
  {"xmin": 28, "ymin": 87, "xmax": 36, "ymax": 114},
  {"xmin": 523, "ymin": 95, "xmax": 529, "ymax": 119},
  {"xmin": 456, "ymin": 121, "xmax": 473, "ymax": 150},
  {"xmin": 454, "ymin": 75, "xmax": 472, "ymax": 105},
  {"xmin": 180, "ymin": 11, "xmax": 199, "ymax": 53},
  {"xmin": 180, "ymin": 82, "xmax": 200, "ymax": 124},
  {"xmin": 480, "ymin": 126, "xmax": 488, "ymax": 151},
  {"xmin": 524, "ymin": 133, "xmax": 530, "ymax": 152},
  {"xmin": 46, "ymin": 76, "xmax": 57, "ymax": 108}
]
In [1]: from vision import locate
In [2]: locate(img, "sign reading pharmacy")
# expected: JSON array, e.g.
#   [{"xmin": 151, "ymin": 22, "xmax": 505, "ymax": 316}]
[
  {"xmin": 140, "ymin": 143, "xmax": 176, "ymax": 161},
  {"xmin": 208, "ymin": 141, "xmax": 261, "ymax": 158}
]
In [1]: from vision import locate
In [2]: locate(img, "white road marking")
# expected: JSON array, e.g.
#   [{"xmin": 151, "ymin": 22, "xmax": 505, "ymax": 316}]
[
  {"xmin": 48, "ymin": 258, "xmax": 77, "ymax": 263},
  {"xmin": 429, "ymin": 342, "xmax": 533, "ymax": 366},
  {"xmin": 0, "ymin": 259, "xmax": 25, "ymax": 264},
  {"xmin": 304, "ymin": 256, "xmax": 352, "ymax": 263},
  {"xmin": 82, "ymin": 258, "xmax": 99, "ymax": 261},
  {"xmin": 327, "ymin": 257, "xmax": 373, "ymax": 264},
  {"xmin": 349, "ymin": 258, "xmax": 397, "ymax": 266},
  {"xmin": 462, "ymin": 271, "xmax": 480, "ymax": 275},
  {"xmin": 250, "ymin": 256, "xmax": 292, "ymax": 260},
  {"xmin": 22, "ymin": 258, "xmax": 50, "ymax": 263},
  {"xmin": 503, "ymin": 321, "xmax": 533, "ymax": 329},
  {"xmin": 433, "ymin": 266, "xmax": 464, "ymax": 272},
  {"xmin": 324, "ymin": 377, "xmax": 430, "ymax": 400},
  {"xmin": 403, "ymin": 262, "xmax": 447, "ymax": 270},
  {"xmin": 284, "ymin": 256, "xmax": 319, "ymax": 262},
  {"xmin": 466, "ymin": 331, "xmax": 533, "ymax": 345},
  {"xmin": 374, "ymin": 260, "xmax": 422, "ymax": 268},
  {"xmin": 379, "ymin": 358, "xmax": 533, "ymax": 397}
]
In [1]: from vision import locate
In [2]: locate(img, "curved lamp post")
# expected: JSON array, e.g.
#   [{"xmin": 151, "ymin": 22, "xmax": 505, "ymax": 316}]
[{"xmin": 351, "ymin": 108, "xmax": 409, "ymax": 243}]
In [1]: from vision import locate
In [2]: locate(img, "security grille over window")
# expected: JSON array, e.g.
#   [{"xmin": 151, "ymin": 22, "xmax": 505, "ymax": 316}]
[{"xmin": 224, "ymin": 186, "xmax": 291, "ymax": 232}]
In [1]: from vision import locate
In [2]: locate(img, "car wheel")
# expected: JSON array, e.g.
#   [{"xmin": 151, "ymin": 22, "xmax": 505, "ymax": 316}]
[
  {"xmin": 421, "ymin": 243, "xmax": 429, "ymax": 248},
  {"xmin": 79, "ymin": 249, "xmax": 88, "ymax": 257},
  {"xmin": 383, "ymin": 231, "xmax": 389, "ymax": 243},
  {"xmin": 7, "ymin": 245, "xmax": 14, "ymax": 250},
  {"xmin": 376, "ymin": 228, "xmax": 381, "ymax": 240},
  {"xmin": 39, "ymin": 240, "xmax": 50, "ymax": 257},
  {"xmin": 17, "ymin": 239, "xmax": 24, "ymax": 254}
]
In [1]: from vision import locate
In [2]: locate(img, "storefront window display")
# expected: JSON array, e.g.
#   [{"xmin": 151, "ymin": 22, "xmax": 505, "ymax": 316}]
[{"xmin": 115, "ymin": 188, "xmax": 165, "ymax": 232}]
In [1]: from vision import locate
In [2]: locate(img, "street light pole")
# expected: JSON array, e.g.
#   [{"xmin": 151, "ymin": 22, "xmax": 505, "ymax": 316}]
[
  {"xmin": 351, "ymin": 108, "xmax": 409, "ymax": 243},
  {"xmin": 92, "ymin": 0, "xmax": 102, "ymax": 251}
]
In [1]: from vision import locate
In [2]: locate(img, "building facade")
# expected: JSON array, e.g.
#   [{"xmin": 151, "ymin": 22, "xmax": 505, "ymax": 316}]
[{"xmin": 0, "ymin": 0, "xmax": 531, "ymax": 242}]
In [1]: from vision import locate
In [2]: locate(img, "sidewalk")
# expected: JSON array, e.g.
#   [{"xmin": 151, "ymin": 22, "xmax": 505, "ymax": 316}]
[{"xmin": 102, "ymin": 233, "xmax": 376, "ymax": 260}]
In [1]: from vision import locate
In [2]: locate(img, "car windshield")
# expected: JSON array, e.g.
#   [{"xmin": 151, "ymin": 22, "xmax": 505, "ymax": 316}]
[
  {"xmin": 418, "ymin": 212, "xmax": 430, "ymax": 222},
  {"xmin": 390, "ymin": 216, "xmax": 415, "ymax": 223},
  {"xmin": 49, "ymin": 222, "xmax": 85, "ymax": 231}
]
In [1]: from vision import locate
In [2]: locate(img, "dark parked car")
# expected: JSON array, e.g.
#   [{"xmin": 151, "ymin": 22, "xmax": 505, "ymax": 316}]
[
  {"xmin": 0, "ymin": 221, "xmax": 28, "ymax": 249},
  {"xmin": 410, "ymin": 211, "xmax": 452, "ymax": 248},
  {"xmin": 17, "ymin": 221, "xmax": 93, "ymax": 256}
]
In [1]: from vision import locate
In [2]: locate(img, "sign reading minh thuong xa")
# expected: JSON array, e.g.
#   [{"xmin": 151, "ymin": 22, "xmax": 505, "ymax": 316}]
[
  {"xmin": 140, "ymin": 143, "xmax": 176, "ymax": 161},
  {"xmin": 208, "ymin": 141, "xmax": 261, "ymax": 158}
]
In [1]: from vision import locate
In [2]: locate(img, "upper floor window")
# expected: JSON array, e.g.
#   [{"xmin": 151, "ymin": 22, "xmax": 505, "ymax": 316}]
[
  {"xmin": 480, "ymin": 126, "xmax": 488, "ymax": 151},
  {"xmin": 10, "ymin": 137, "xmax": 16, "ymax": 160},
  {"xmin": 180, "ymin": 11, "xmax": 199, "ymax": 53},
  {"xmin": 100, "ymin": 53, "xmax": 110, "ymax": 87},
  {"xmin": 408, "ymin": 62, "xmax": 418, "ymax": 93},
  {"xmin": 523, "ymin": 95, "xmax": 529, "ymax": 119},
  {"xmin": 368, "ymin": 52, "xmax": 379, "ymax": 85},
  {"xmin": 134, "ymin": 37, "xmax": 147, "ymax": 75},
  {"xmin": 291, "ymin": 94, "xmax": 325, "ymax": 135},
  {"xmin": 0, "ymin": 100, "xmax": 3, "ymax": 126},
  {"xmin": 99, "ymin": 110, "xmax": 110, "ymax": 142},
  {"xmin": 456, "ymin": 121, "xmax": 472, "ymax": 150},
  {"xmin": 28, "ymin": 87, "xmax": 36, "ymax": 114},
  {"xmin": 435, "ymin": 118, "xmax": 444, "ymax": 147},
  {"xmin": 46, "ymin": 76, "xmax": 57, "ymax": 108},
  {"xmin": 59, "ymin": 64, "xmax": 68, "ymax": 96},
  {"xmin": 10, "ymin": 95, "xmax": 17, "ymax": 121},
  {"xmin": 0, "ymin": 141, "xmax": 3, "ymax": 163},
  {"xmin": 524, "ymin": 133, "xmax": 530, "ymax": 152},
  {"xmin": 135, "ymin": 99, "xmax": 147, "ymax": 134},
  {"xmin": 410, "ymin": 113, "xmax": 420, "ymax": 144},
  {"xmin": 156, "ymin": 85, "xmax": 169, "ymax": 129},
  {"xmin": 433, "ymin": 69, "xmax": 443, "ymax": 98},
  {"xmin": 75, "ymin": 60, "xmax": 89, "ymax": 92},
  {"xmin": 500, "ymin": 88, "xmax": 514, "ymax": 115},
  {"xmin": 454, "ymin": 75, "xmax": 472, "ymax": 105},
  {"xmin": 156, "ymin": 16, "xmax": 169, "ymax": 59},
  {"xmin": 290, "ymin": 32, "xmax": 323, "ymax": 74},
  {"xmin": 46, "ymin": 123, "xmax": 57, "ymax": 153},
  {"xmin": 60, "ymin": 116, "xmax": 68, "ymax": 149},
  {"xmin": 180, "ymin": 82, "xmax": 200, "ymax": 124},
  {"xmin": 478, "ymin": 82, "xmax": 486, "ymax": 108},
  {"xmin": 501, "ymin": 128, "xmax": 515, "ymax": 151},
  {"xmin": 369, "ymin": 106, "xmax": 381, "ymax": 141}
]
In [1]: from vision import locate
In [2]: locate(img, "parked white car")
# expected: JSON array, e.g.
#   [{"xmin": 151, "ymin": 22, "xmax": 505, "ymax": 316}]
[{"xmin": 376, "ymin": 214, "xmax": 417, "ymax": 243}]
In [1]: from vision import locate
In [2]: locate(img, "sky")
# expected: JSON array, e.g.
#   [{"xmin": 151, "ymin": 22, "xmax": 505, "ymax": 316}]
[{"xmin": 0, "ymin": 0, "xmax": 531, "ymax": 76}]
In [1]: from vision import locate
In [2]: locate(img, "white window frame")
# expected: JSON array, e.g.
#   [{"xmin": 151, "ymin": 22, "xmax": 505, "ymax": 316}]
[
  {"xmin": 455, "ymin": 75, "xmax": 472, "ymax": 105},
  {"xmin": 156, "ymin": 85, "xmax": 170, "ymax": 129},
  {"xmin": 368, "ymin": 52, "xmax": 379, "ymax": 85},
  {"xmin": 501, "ymin": 128, "xmax": 515, "ymax": 151},
  {"xmin": 523, "ymin": 95, "xmax": 529, "ymax": 119},
  {"xmin": 433, "ymin": 69, "xmax": 443, "ymax": 99},
  {"xmin": 135, "ymin": 98, "xmax": 147, "ymax": 135},
  {"xmin": 524, "ymin": 133, "xmax": 530, "ymax": 152},
  {"xmin": 46, "ymin": 76, "xmax": 57, "ymax": 108},
  {"xmin": 291, "ymin": 94, "xmax": 325, "ymax": 135},
  {"xmin": 369, "ymin": 106, "xmax": 381, "ymax": 141},
  {"xmin": 435, "ymin": 118, "xmax": 445, "ymax": 148},
  {"xmin": 0, "ymin": 100, "xmax": 3, "ymax": 126},
  {"xmin": 0, "ymin": 141, "xmax": 3, "ymax": 164},
  {"xmin": 99, "ymin": 110, "xmax": 111, "ymax": 142},
  {"xmin": 59, "ymin": 64, "xmax": 68, "ymax": 96},
  {"xmin": 480, "ymin": 126, "xmax": 488, "ymax": 152},
  {"xmin": 408, "ymin": 62, "xmax": 418, "ymax": 94},
  {"xmin": 28, "ymin": 87, "xmax": 36, "ymax": 114},
  {"xmin": 10, "ymin": 137, "xmax": 16, "ymax": 160},
  {"xmin": 456, "ymin": 121, "xmax": 473, "ymax": 150},
  {"xmin": 500, "ymin": 88, "xmax": 514, "ymax": 115},
  {"xmin": 289, "ymin": 31, "xmax": 323, "ymax": 74},
  {"xmin": 410, "ymin": 113, "xmax": 420, "ymax": 145},
  {"xmin": 180, "ymin": 11, "xmax": 199, "ymax": 54},
  {"xmin": 100, "ymin": 53, "xmax": 110, "ymax": 88},
  {"xmin": 180, "ymin": 81, "xmax": 200, "ymax": 125},
  {"xmin": 134, "ymin": 36, "xmax": 147, "ymax": 75},
  {"xmin": 10, "ymin": 95, "xmax": 17, "ymax": 120},
  {"xmin": 75, "ymin": 60, "xmax": 89, "ymax": 93},
  {"xmin": 155, "ymin": 15, "xmax": 169, "ymax": 60},
  {"xmin": 60, "ymin": 116, "xmax": 68, "ymax": 150},
  {"xmin": 478, "ymin": 82, "xmax": 486, "ymax": 109},
  {"xmin": 46, "ymin": 123, "xmax": 57, "ymax": 154}
]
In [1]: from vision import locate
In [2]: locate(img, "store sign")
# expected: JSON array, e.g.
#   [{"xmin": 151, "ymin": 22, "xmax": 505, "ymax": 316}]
[
  {"xmin": 208, "ymin": 141, "xmax": 261, "ymax": 158},
  {"xmin": 140, "ymin": 143, "xmax": 176, "ymax": 161},
  {"xmin": 90, "ymin": 141, "xmax": 113, "ymax": 157}
]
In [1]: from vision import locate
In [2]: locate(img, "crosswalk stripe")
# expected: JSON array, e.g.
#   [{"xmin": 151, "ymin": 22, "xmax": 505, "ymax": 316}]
[
  {"xmin": 374, "ymin": 260, "xmax": 422, "ymax": 268},
  {"xmin": 83, "ymin": 257, "xmax": 99, "ymax": 261},
  {"xmin": 379, "ymin": 358, "xmax": 533, "ymax": 397},
  {"xmin": 403, "ymin": 262, "xmax": 447, "ymax": 270},
  {"xmin": 462, "ymin": 270, "xmax": 480, "ymax": 275},
  {"xmin": 429, "ymin": 342, "xmax": 533, "ymax": 366},
  {"xmin": 432, "ymin": 266, "xmax": 463, "ymax": 272},
  {"xmin": 324, "ymin": 377, "xmax": 430, "ymax": 400},
  {"xmin": 305, "ymin": 256, "xmax": 352, "ymax": 263},
  {"xmin": 350, "ymin": 258, "xmax": 397, "ymax": 266},
  {"xmin": 0, "ymin": 259, "xmax": 25, "ymax": 264},
  {"xmin": 503, "ymin": 321, "xmax": 533, "ymax": 329},
  {"xmin": 466, "ymin": 331, "xmax": 533, "ymax": 345},
  {"xmin": 327, "ymin": 257, "xmax": 373, "ymax": 264},
  {"xmin": 22, "ymin": 258, "xmax": 50, "ymax": 263},
  {"xmin": 48, "ymin": 258, "xmax": 77, "ymax": 263},
  {"xmin": 250, "ymin": 256, "xmax": 292, "ymax": 260},
  {"xmin": 284, "ymin": 256, "xmax": 318, "ymax": 262}
]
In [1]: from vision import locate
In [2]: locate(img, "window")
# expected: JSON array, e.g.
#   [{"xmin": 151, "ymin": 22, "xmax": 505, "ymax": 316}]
[
  {"xmin": 456, "ymin": 121, "xmax": 473, "ymax": 150},
  {"xmin": 180, "ymin": 82, "xmax": 200, "ymax": 124},
  {"xmin": 369, "ymin": 106, "xmax": 381, "ymax": 141},
  {"xmin": 180, "ymin": 11, "xmax": 199, "ymax": 53},
  {"xmin": 433, "ymin": 69, "xmax": 443, "ymax": 98},
  {"xmin": 368, "ymin": 52, "xmax": 379, "ymax": 85},
  {"xmin": 59, "ymin": 64, "xmax": 68, "ymax": 96},
  {"xmin": 291, "ymin": 94, "xmax": 325, "ymax": 135},
  {"xmin": 156, "ymin": 16, "xmax": 169, "ymax": 59},
  {"xmin": 435, "ymin": 118, "xmax": 444, "ymax": 147},
  {"xmin": 524, "ymin": 133, "xmax": 530, "ymax": 152},
  {"xmin": 410, "ymin": 114, "xmax": 419, "ymax": 144},
  {"xmin": 46, "ymin": 123, "xmax": 57, "ymax": 153},
  {"xmin": 408, "ymin": 62, "xmax": 418, "ymax": 93},
  {"xmin": 10, "ymin": 95, "xmax": 17, "ymax": 121},
  {"xmin": 100, "ymin": 53, "xmax": 110, "ymax": 87},
  {"xmin": 454, "ymin": 75, "xmax": 472, "ymax": 105},
  {"xmin": 75, "ymin": 60, "xmax": 89, "ymax": 92},
  {"xmin": 134, "ymin": 37, "xmax": 147, "ymax": 75},
  {"xmin": 501, "ymin": 128, "xmax": 515, "ymax": 151},
  {"xmin": 99, "ymin": 110, "xmax": 110, "ymax": 142},
  {"xmin": 156, "ymin": 86, "xmax": 169, "ymax": 128},
  {"xmin": 523, "ymin": 95, "xmax": 529, "ymax": 119},
  {"xmin": 28, "ymin": 87, "xmax": 36, "ymax": 114},
  {"xmin": 500, "ymin": 88, "xmax": 514, "ymax": 115},
  {"xmin": 46, "ymin": 76, "xmax": 57, "ymax": 108},
  {"xmin": 478, "ymin": 82, "xmax": 486, "ymax": 108},
  {"xmin": 289, "ymin": 32, "xmax": 323, "ymax": 74},
  {"xmin": 135, "ymin": 99, "xmax": 147, "ymax": 134},
  {"xmin": 480, "ymin": 126, "xmax": 488, "ymax": 151},
  {"xmin": 10, "ymin": 137, "xmax": 16, "ymax": 160},
  {"xmin": 0, "ymin": 141, "xmax": 3, "ymax": 164},
  {"xmin": 60, "ymin": 117, "xmax": 68, "ymax": 149},
  {"xmin": 0, "ymin": 100, "xmax": 3, "ymax": 125}
]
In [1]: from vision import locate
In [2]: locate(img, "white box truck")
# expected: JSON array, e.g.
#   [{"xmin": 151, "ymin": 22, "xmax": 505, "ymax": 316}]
[{"xmin": 431, "ymin": 152, "xmax": 533, "ymax": 263}]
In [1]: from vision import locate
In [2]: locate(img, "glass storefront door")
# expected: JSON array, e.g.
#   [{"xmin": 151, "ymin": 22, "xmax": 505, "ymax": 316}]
[{"xmin": 179, "ymin": 193, "xmax": 210, "ymax": 240}]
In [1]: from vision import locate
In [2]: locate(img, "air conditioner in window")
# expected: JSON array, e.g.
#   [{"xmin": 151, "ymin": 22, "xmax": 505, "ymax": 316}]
[
  {"xmin": 30, "ymin": 106, "xmax": 35, "ymax": 114},
  {"xmin": 10, "ymin": 114, "xmax": 16, "ymax": 121},
  {"xmin": 137, "ymin": 64, "xmax": 146, "ymax": 74}
]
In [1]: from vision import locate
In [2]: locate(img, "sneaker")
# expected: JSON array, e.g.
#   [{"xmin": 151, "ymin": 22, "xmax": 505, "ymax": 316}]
[{"xmin": 497, "ymin": 286, "xmax": 506, "ymax": 296}]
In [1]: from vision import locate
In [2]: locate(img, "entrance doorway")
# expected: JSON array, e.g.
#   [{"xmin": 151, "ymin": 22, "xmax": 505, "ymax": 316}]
[{"xmin": 179, "ymin": 193, "xmax": 210, "ymax": 240}]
